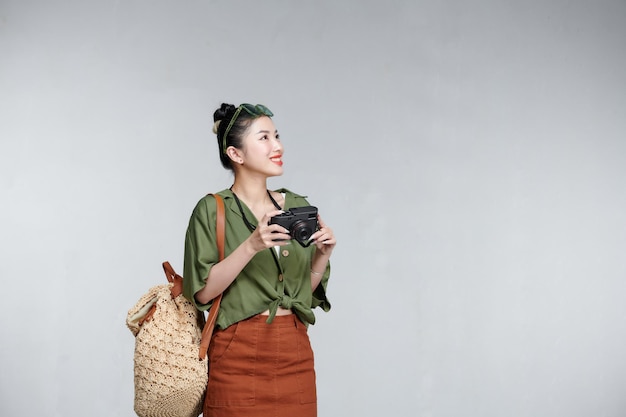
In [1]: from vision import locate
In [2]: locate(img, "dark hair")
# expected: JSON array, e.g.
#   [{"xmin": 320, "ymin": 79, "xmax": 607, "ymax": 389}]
[{"xmin": 213, "ymin": 103, "xmax": 256, "ymax": 170}]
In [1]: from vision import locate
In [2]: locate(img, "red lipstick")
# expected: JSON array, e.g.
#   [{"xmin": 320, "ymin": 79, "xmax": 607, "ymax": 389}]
[{"xmin": 270, "ymin": 155, "xmax": 283, "ymax": 166}]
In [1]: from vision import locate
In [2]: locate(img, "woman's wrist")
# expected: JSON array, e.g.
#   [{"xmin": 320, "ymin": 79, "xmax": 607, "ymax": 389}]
[{"xmin": 244, "ymin": 235, "xmax": 265, "ymax": 255}]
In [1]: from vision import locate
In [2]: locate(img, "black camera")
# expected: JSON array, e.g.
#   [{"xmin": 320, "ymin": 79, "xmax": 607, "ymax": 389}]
[{"xmin": 269, "ymin": 206, "xmax": 318, "ymax": 247}]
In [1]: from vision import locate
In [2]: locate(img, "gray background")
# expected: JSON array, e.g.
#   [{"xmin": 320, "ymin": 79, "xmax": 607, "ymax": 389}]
[{"xmin": 1, "ymin": 1, "xmax": 625, "ymax": 416}]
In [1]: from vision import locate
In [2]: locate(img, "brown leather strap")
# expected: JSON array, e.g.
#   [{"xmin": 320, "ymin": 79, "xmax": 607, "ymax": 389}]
[
  {"xmin": 163, "ymin": 261, "xmax": 184, "ymax": 299},
  {"xmin": 198, "ymin": 193, "xmax": 225, "ymax": 360},
  {"xmin": 138, "ymin": 303, "xmax": 157, "ymax": 326}
]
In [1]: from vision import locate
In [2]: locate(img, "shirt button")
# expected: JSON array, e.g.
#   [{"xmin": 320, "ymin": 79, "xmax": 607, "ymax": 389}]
[
  {"xmin": 282, "ymin": 249, "xmax": 290, "ymax": 257},
  {"xmin": 278, "ymin": 274, "xmax": 284, "ymax": 282}
]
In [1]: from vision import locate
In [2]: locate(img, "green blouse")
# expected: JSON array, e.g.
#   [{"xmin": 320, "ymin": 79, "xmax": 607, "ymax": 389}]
[{"xmin": 183, "ymin": 188, "xmax": 331, "ymax": 329}]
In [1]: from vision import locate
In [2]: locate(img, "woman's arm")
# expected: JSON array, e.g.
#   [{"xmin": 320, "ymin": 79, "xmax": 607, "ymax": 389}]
[
  {"xmin": 309, "ymin": 215, "xmax": 336, "ymax": 290},
  {"xmin": 194, "ymin": 209, "xmax": 290, "ymax": 303}
]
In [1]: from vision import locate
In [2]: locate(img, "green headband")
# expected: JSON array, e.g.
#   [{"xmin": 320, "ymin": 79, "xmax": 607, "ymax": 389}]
[{"xmin": 221, "ymin": 103, "xmax": 274, "ymax": 153}]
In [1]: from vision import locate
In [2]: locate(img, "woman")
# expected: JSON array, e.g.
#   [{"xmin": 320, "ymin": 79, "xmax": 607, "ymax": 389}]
[{"xmin": 183, "ymin": 103, "xmax": 336, "ymax": 417}]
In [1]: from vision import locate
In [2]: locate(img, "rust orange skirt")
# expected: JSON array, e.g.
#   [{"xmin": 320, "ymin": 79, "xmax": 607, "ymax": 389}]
[{"xmin": 203, "ymin": 314, "xmax": 317, "ymax": 417}]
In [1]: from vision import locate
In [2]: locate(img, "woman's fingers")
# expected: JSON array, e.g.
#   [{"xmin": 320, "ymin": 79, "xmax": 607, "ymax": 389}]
[
  {"xmin": 257, "ymin": 210, "xmax": 290, "ymax": 246},
  {"xmin": 312, "ymin": 215, "xmax": 336, "ymax": 246},
  {"xmin": 262, "ymin": 209, "xmax": 286, "ymax": 224}
]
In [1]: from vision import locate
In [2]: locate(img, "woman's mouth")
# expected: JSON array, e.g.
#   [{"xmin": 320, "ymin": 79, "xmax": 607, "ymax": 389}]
[{"xmin": 270, "ymin": 156, "xmax": 283, "ymax": 166}]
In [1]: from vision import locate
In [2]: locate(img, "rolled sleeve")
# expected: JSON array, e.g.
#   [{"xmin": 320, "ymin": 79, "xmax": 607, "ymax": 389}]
[
  {"xmin": 183, "ymin": 197, "xmax": 219, "ymax": 311},
  {"xmin": 311, "ymin": 262, "xmax": 331, "ymax": 312}
]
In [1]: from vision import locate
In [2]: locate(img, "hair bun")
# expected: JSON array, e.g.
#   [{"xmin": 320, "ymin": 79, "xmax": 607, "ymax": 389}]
[{"xmin": 213, "ymin": 103, "xmax": 236, "ymax": 123}]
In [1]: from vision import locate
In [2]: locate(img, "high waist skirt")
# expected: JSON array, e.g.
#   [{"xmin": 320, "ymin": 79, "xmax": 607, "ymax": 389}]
[{"xmin": 203, "ymin": 314, "xmax": 317, "ymax": 417}]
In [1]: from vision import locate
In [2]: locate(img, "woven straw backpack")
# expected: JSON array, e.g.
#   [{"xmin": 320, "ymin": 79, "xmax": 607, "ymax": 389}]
[{"xmin": 126, "ymin": 194, "xmax": 225, "ymax": 417}]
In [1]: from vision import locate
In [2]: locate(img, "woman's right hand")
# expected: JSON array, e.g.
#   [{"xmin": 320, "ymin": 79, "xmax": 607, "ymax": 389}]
[{"xmin": 247, "ymin": 210, "xmax": 291, "ymax": 252}]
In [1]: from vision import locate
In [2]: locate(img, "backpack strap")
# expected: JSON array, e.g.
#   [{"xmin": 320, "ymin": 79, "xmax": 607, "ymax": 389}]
[
  {"xmin": 164, "ymin": 261, "xmax": 184, "ymax": 298},
  {"xmin": 198, "ymin": 193, "xmax": 226, "ymax": 360}
]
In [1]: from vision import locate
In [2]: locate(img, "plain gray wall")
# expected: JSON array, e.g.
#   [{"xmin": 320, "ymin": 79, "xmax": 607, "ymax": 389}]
[{"xmin": 1, "ymin": 1, "xmax": 625, "ymax": 416}]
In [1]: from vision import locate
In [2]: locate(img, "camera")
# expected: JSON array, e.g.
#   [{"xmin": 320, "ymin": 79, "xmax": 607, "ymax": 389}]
[{"xmin": 269, "ymin": 206, "xmax": 318, "ymax": 247}]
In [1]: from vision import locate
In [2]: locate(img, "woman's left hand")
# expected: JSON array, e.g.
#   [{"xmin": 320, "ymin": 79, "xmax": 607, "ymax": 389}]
[{"xmin": 311, "ymin": 215, "xmax": 336, "ymax": 256}]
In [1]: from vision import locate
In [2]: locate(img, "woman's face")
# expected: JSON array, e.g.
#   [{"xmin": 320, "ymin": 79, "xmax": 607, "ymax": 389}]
[{"xmin": 236, "ymin": 116, "xmax": 284, "ymax": 177}]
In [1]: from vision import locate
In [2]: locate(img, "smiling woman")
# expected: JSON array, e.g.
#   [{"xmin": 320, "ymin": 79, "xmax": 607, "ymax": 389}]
[{"xmin": 182, "ymin": 103, "xmax": 337, "ymax": 417}]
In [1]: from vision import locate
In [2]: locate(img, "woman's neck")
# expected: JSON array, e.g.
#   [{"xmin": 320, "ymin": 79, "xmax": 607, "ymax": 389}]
[{"xmin": 230, "ymin": 179, "xmax": 270, "ymax": 208}]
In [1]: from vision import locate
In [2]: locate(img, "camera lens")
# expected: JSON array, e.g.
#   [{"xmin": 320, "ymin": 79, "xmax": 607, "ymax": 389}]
[{"xmin": 291, "ymin": 220, "xmax": 313, "ymax": 242}]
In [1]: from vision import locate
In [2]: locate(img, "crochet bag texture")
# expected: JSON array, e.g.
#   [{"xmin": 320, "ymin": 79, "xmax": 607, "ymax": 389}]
[{"xmin": 126, "ymin": 262, "xmax": 207, "ymax": 417}]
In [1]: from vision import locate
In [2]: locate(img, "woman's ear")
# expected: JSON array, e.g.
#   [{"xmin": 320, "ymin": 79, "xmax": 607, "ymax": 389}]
[{"xmin": 226, "ymin": 146, "xmax": 244, "ymax": 165}]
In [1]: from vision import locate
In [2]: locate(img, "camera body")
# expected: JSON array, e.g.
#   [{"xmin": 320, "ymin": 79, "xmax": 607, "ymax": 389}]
[{"xmin": 269, "ymin": 206, "xmax": 318, "ymax": 246}]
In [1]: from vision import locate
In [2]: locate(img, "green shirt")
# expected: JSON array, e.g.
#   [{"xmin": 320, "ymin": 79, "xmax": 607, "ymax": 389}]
[{"xmin": 183, "ymin": 188, "xmax": 331, "ymax": 329}]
